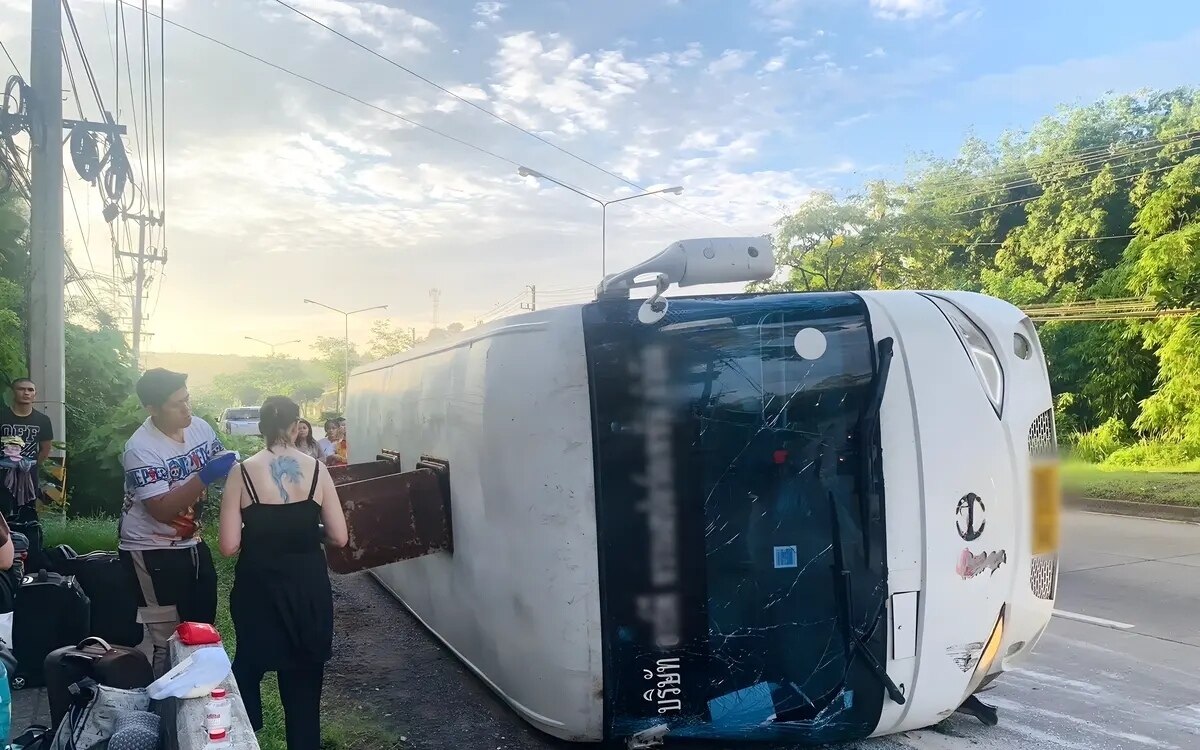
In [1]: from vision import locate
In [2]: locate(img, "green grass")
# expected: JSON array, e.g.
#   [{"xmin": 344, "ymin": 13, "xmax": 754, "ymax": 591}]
[
  {"xmin": 1063, "ymin": 462, "xmax": 1200, "ymax": 507},
  {"xmin": 42, "ymin": 514, "xmax": 404, "ymax": 750}
]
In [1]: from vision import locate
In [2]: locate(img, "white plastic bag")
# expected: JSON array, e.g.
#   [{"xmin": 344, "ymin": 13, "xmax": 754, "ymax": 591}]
[{"xmin": 147, "ymin": 645, "xmax": 231, "ymax": 700}]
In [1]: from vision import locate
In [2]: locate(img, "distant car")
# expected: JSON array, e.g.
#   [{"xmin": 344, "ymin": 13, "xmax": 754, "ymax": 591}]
[{"xmin": 219, "ymin": 406, "xmax": 261, "ymax": 436}]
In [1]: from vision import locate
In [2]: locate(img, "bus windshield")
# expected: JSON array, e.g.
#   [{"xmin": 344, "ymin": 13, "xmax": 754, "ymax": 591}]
[{"xmin": 584, "ymin": 291, "xmax": 890, "ymax": 743}]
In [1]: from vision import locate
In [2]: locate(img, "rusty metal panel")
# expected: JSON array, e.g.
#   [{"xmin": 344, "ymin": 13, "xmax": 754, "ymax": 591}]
[
  {"xmin": 328, "ymin": 459, "xmax": 403, "ymax": 485},
  {"xmin": 326, "ymin": 468, "xmax": 452, "ymax": 574}
]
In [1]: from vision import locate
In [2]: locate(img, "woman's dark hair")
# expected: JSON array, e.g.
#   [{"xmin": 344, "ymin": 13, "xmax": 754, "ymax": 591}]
[
  {"xmin": 296, "ymin": 419, "xmax": 318, "ymax": 450},
  {"xmin": 259, "ymin": 396, "xmax": 301, "ymax": 447}
]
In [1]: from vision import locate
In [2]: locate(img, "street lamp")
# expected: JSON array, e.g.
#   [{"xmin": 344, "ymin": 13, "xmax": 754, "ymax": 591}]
[
  {"xmin": 303, "ymin": 299, "xmax": 389, "ymax": 413},
  {"xmin": 517, "ymin": 166, "xmax": 683, "ymax": 276},
  {"xmin": 244, "ymin": 337, "xmax": 301, "ymax": 357}
]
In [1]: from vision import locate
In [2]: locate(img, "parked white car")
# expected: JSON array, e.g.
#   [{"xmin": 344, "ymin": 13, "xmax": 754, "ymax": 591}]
[{"xmin": 219, "ymin": 406, "xmax": 261, "ymax": 436}]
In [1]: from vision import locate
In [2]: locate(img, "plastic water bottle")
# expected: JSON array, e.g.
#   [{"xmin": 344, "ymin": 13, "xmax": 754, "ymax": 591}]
[
  {"xmin": 204, "ymin": 687, "xmax": 231, "ymax": 733},
  {"xmin": 204, "ymin": 727, "xmax": 232, "ymax": 749},
  {"xmin": 0, "ymin": 659, "xmax": 12, "ymax": 749}
]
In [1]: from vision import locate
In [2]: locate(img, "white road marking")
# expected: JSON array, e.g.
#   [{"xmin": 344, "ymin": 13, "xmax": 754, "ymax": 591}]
[{"xmin": 1052, "ymin": 609, "xmax": 1135, "ymax": 630}]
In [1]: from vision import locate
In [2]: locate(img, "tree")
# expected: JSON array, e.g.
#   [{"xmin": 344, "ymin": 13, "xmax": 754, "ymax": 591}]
[
  {"xmin": 209, "ymin": 357, "xmax": 312, "ymax": 407},
  {"xmin": 311, "ymin": 336, "xmax": 362, "ymax": 406},
  {"xmin": 763, "ymin": 88, "xmax": 1200, "ymax": 462},
  {"xmin": 366, "ymin": 320, "xmax": 415, "ymax": 361}
]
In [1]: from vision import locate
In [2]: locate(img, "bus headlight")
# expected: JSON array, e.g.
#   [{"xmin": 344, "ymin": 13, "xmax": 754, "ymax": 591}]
[
  {"xmin": 971, "ymin": 606, "xmax": 1006, "ymax": 689},
  {"xmin": 922, "ymin": 294, "xmax": 1005, "ymax": 418}
]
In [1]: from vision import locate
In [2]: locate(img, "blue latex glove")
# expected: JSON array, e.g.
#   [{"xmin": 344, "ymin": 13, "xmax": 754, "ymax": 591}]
[{"xmin": 198, "ymin": 452, "xmax": 237, "ymax": 486}]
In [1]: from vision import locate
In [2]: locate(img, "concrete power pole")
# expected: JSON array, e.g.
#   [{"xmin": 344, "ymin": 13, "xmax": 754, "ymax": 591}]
[
  {"xmin": 521, "ymin": 285, "xmax": 536, "ymax": 312},
  {"xmin": 28, "ymin": 0, "xmax": 66, "ymax": 453},
  {"xmin": 429, "ymin": 288, "xmax": 441, "ymax": 328}
]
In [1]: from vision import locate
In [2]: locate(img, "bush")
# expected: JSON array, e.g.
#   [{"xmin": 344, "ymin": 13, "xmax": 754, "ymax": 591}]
[
  {"xmin": 1071, "ymin": 418, "xmax": 1129, "ymax": 463},
  {"xmin": 1105, "ymin": 439, "xmax": 1200, "ymax": 469}
]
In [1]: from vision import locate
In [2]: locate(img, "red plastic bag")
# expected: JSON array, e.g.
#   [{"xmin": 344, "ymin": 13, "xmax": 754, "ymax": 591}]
[{"xmin": 176, "ymin": 621, "xmax": 222, "ymax": 646}]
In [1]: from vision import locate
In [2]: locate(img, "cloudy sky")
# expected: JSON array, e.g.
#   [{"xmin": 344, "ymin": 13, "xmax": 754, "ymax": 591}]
[{"xmin": 2, "ymin": 0, "xmax": 1199, "ymax": 355}]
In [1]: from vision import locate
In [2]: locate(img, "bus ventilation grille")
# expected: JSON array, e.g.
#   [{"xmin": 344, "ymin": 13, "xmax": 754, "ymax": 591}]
[
  {"xmin": 1030, "ymin": 553, "xmax": 1057, "ymax": 600},
  {"xmin": 1029, "ymin": 408, "xmax": 1058, "ymax": 600},
  {"xmin": 1028, "ymin": 409, "xmax": 1057, "ymax": 458}
]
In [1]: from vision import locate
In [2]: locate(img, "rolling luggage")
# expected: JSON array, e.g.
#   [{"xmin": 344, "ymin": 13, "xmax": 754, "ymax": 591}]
[
  {"xmin": 8, "ymin": 520, "xmax": 45, "ymax": 576},
  {"xmin": 44, "ymin": 637, "xmax": 153, "ymax": 731},
  {"xmin": 12, "ymin": 570, "xmax": 90, "ymax": 689},
  {"xmin": 50, "ymin": 549, "xmax": 142, "ymax": 647}
]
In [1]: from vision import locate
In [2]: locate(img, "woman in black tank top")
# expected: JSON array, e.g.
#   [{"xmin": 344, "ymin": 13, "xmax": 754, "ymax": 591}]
[{"xmin": 218, "ymin": 396, "xmax": 348, "ymax": 750}]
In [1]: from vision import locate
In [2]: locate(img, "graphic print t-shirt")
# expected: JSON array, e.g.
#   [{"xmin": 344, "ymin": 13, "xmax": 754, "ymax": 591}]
[
  {"xmin": 0, "ymin": 406, "xmax": 53, "ymax": 460},
  {"xmin": 119, "ymin": 418, "xmax": 224, "ymax": 551}
]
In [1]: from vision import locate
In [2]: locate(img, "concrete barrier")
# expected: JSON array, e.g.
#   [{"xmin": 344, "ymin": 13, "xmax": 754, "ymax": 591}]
[{"xmin": 157, "ymin": 636, "xmax": 260, "ymax": 750}]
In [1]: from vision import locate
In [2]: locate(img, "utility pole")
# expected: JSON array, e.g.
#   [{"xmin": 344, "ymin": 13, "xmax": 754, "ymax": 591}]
[
  {"xmin": 28, "ymin": 0, "xmax": 66, "ymax": 455},
  {"xmin": 521, "ymin": 285, "xmax": 537, "ymax": 312},
  {"xmin": 13, "ymin": 0, "xmax": 131, "ymax": 456},
  {"xmin": 117, "ymin": 212, "xmax": 164, "ymax": 370}
]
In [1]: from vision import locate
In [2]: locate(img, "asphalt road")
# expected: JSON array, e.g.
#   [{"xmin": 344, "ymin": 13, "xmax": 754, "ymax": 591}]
[
  {"xmin": 332, "ymin": 508, "xmax": 1200, "ymax": 750},
  {"xmin": 845, "ymin": 509, "xmax": 1200, "ymax": 750}
]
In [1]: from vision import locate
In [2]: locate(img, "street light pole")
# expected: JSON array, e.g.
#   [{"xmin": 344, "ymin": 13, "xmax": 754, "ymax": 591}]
[
  {"xmin": 303, "ymin": 299, "xmax": 388, "ymax": 413},
  {"xmin": 517, "ymin": 167, "xmax": 683, "ymax": 276},
  {"xmin": 244, "ymin": 337, "xmax": 301, "ymax": 357}
]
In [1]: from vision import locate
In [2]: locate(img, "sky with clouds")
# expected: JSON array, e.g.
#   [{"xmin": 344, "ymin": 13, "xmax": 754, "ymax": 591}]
[{"xmin": 1, "ymin": 0, "xmax": 1199, "ymax": 356}]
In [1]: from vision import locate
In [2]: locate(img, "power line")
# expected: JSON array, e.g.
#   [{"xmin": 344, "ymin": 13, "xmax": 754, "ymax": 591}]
[
  {"xmin": 269, "ymin": 0, "xmax": 731, "ymax": 230},
  {"xmin": 125, "ymin": 2, "xmax": 522, "ymax": 169},
  {"xmin": 910, "ymin": 131, "xmax": 1200, "ymax": 207},
  {"xmin": 950, "ymin": 146, "xmax": 1200, "ymax": 217},
  {"xmin": 904, "ymin": 129, "xmax": 1200, "ymax": 196},
  {"xmin": 63, "ymin": 165, "xmax": 96, "ymax": 272},
  {"xmin": 0, "ymin": 39, "xmax": 20, "ymax": 78},
  {"xmin": 159, "ymin": 0, "xmax": 166, "ymax": 251}
]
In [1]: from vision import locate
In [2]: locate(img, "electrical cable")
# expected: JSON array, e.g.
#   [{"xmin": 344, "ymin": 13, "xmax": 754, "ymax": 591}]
[
  {"xmin": 910, "ymin": 131, "xmax": 1200, "ymax": 207},
  {"xmin": 123, "ymin": 2, "xmax": 726, "ymax": 234},
  {"xmin": 63, "ymin": 165, "xmax": 97, "ymax": 272},
  {"xmin": 270, "ymin": 0, "xmax": 732, "ymax": 230},
  {"xmin": 901, "ymin": 129, "xmax": 1200, "ymax": 196},
  {"xmin": 0, "ymin": 39, "xmax": 20, "ymax": 78},
  {"xmin": 950, "ymin": 146, "xmax": 1200, "ymax": 217}
]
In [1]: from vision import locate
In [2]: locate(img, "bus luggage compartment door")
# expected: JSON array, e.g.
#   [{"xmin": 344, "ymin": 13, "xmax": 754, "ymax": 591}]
[{"xmin": 327, "ymin": 461, "xmax": 453, "ymax": 574}]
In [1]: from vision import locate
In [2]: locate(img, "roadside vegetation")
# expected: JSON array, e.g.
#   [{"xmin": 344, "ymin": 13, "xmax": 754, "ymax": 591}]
[{"xmin": 1064, "ymin": 462, "xmax": 1200, "ymax": 507}]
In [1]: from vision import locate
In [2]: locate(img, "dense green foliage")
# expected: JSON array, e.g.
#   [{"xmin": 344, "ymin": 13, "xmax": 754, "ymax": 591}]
[
  {"xmin": 764, "ymin": 88, "xmax": 1200, "ymax": 466},
  {"xmin": 204, "ymin": 356, "xmax": 326, "ymax": 412}
]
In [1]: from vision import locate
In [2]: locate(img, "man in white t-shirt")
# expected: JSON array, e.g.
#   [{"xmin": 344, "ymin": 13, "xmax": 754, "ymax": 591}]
[{"xmin": 118, "ymin": 368, "xmax": 237, "ymax": 676}]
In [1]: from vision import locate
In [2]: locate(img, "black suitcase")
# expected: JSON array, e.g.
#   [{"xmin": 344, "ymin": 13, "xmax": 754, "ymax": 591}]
[
  {"xmin": 45, "ymin": 544, "xmax": 77, "ymax": 574},
  {"xmin": 45, "ymin": 636, "xmax": 153, "ymax": 731},
  {"xmin": 9, "ymin": 517, "xmax": 46, "ymax": 574},
  {"xmin": 12, "ymin": 570, "xmax": 90, "ymax": 689},
  {"xmin": 52, "ymin": 550, "xmax": 142, "ymax": 647}
]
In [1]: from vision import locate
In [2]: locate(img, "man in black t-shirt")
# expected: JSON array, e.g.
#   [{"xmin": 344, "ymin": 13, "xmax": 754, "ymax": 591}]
[{"xmin": 0, "ymin": 378, "xmax": 54, "ymax": 516}]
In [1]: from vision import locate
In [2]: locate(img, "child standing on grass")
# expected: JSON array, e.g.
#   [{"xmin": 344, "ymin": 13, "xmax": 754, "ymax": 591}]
[{"xmin": 218, "ymin": 396, "xmax": 348, "ymax": 750}]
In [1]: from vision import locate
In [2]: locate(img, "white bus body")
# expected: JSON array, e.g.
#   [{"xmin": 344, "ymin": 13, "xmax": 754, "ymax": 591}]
[{"xmin": 345, "ymin": 289, "xmax": 1059, "ymax": 746}]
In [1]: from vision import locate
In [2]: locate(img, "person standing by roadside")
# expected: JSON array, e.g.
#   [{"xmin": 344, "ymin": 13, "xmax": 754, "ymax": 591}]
[
  {"xmin": 334, "ymin": 417, "xmax": 349, "ymax": 465},
  {"xmin": 118, "ymin": 368, "xmax": 237, "ymax": 676},
  {"xmin": 294, "ymin": 419, "xmax": 325, "ymax": 461},
  {"xmin": 318, "ymin": 419, "xmax": 345, "ymax": 467},
  {"xmin": 0, "ymin": 378, "xmax": 54, "ymax": 517},
  {"xmin": 219, "ymin": 396, "xmax": 348, "ymax": 750}
]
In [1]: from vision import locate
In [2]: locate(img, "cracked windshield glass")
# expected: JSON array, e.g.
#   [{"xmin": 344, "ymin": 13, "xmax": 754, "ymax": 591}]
[{"xmin": 0, "ymin": 1, "xmax": 1196, "ymax": 749}]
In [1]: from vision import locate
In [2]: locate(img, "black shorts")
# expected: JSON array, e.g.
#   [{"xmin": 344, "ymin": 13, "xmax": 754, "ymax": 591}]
[{"xmin": 118, "ymin": 543, "xmax": 218, "ymax": 625}]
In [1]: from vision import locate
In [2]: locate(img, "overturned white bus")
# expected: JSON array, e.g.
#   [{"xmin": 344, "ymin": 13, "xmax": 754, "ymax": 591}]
[{"xmin": 339, "ymin": 237, "xmax": 1061, "ymax": 748}]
